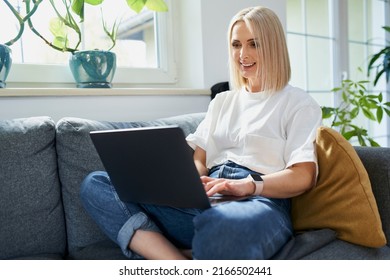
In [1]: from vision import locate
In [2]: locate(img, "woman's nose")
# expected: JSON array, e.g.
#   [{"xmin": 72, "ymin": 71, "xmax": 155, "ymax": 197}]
[{"xmin": 240, "ymin": 47, "xmax": 248, "ymax": 59}]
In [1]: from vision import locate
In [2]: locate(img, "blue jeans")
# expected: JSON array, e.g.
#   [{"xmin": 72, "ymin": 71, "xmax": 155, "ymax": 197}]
[{"xmin": 80, "ymin": 161, "xmax": 293, "ymax": 259}]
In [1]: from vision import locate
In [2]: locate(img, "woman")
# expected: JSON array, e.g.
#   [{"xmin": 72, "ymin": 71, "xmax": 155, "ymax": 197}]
[{"xmin": 80, "ymin": 6, "xmax": 322, "ymax": 260}]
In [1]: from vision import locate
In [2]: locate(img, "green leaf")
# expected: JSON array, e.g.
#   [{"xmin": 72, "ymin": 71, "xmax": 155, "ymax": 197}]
[
  {"xmin": 49, "ymin": 17, "xmax": 68, "ymax": 37},
  {"xmin": 85, "ymin": 0, "xmax": 105, "ymax": 5},
  {"xmin": 377, "ymin": 107, "xmax": 383, "ymax": 123},
  {"xmin": 102, "ymin": 15, "xmax": 120, "ymax": 51},
  {"xmin": 362, "ymin": 108, "xmax": 376, "ymax": 121},
  {"xmin": 368, "ymin": 138, "xmax": 380, "ymax": 147},
  {"xmin": 145, "ymin": 0, "xmax": 168, "ymax": 12},
  {"xmin": 342, "ymin": 130, "xmax": 356, "ymax": 140},
  {"xmin": 373, "ymin": 68, "xmax": 385, "ymax": 86},
  {"xmin": 333, "ymin": 121, "xmax": 344, "ymax": 127},
  {"xmin": 71, "ymin": 0, "xmax": 105, "ymax": 19},
  {"xmin": 358, "ymin": 136, "xmax": 366, "ymax": 146},
  {"xmin": 366, "ymin": 99, "xmax": 379, "ymax": 109},
  {"xmin": 71, "ymin": 0, "xmax": 84, "ymax": 18},
  {"xmin": 350, "ymin": 107, "xmax": 359, "ymax": 119},
  {"xmin": 127, "ymin": 0, "xmax": 147, "ymax": 13},
  {"xmin": 384, "ymin": 107, "xmax": 390, "ymax": 117},
  {"xmin": 350, "ymin": 98, "xmax": 359, "ymax": 107},
  {"xmin": 53, "ymin": 36, "xmax": 68, "ymax": 49},
  {"xmin": 321, "ymin": 107, "xmax": 334, "ymax": 119},
  {"xmin": 383, "ymin": 26, "xmax": 390, "ymax": 33},
  {"xmin": 368, "ymin": 48, "xmax": 387, "ymax": 69},
  {"xmin": 342, "ymin": 91, "xmax": 348, "ymax": 102},
  {"xmin": 331, "ymin": 87, "xmax": 341, "ymax": 92}
]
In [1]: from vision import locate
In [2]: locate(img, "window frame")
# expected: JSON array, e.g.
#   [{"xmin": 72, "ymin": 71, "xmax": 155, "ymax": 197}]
[
  {"xmin": 287, "ymin": 0, "xmax": 390, "ymax": 147},
  {"xmin": 6, "ymin": 0, "xmax": 177, "ymax": 87}
]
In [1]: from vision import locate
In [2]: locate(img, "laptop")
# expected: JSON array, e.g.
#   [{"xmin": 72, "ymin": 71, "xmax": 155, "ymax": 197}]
[{"xmin": 90, "ymin": 125, "xmax": 248, "ymax": 209}]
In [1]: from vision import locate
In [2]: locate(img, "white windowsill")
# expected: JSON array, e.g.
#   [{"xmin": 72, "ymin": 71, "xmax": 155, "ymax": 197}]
[{"xmin": 0, "ymin": 88, "xmax": 210, "ymax": 97}]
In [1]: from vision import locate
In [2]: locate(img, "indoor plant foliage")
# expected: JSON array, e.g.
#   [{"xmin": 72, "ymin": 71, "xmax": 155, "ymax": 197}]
[
  {"xmin": 30, "ymin": 0, "xmax": 168, "ymax": 53},
  {"xmin": 0, "ymin": 0, "xmax": 42, "ymax": 88},
  {"xmin": 367, "ymin": 26, "xmax": 390, "ymax": 86},
  {"xmin": 322, "ymin": 78, "xmax": 390, "ymax": 146},
  {"xmin": 28, "ymin": 0, "xmax": 168, "ymax": 88}
]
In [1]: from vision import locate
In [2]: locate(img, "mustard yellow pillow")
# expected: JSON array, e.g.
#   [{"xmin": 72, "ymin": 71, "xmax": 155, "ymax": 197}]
[{"xmin": 291, "ymin": 126, "xmax": 386, "ymax": 248}]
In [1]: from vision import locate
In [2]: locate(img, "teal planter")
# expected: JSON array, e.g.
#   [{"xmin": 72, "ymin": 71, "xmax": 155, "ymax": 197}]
[
  {"xmin": 69, "ymin": 50, "xmax": 116, "ymax": 88},
  {"xmin": 0, "ymin": 44, "xmax": 12, "ymax": 88}
]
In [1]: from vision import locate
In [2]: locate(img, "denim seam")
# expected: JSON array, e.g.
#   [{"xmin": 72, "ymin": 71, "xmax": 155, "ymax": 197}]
[{"xmin": 109, "ymin": 183, "xmax": 133, "ymax": 217}]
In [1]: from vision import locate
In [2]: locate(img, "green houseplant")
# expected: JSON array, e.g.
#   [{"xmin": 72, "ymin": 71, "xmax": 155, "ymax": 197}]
[
  {"xmin": 367, "ymin": 26, "xmax": 390, "ymax": 86},
  {"xmin": 329, "ymin": 26, "xmax": 390, "ymax": 146},
  {"xmin": 0, "ymin": 0, "xmax": 42, "ymax": 88},
  {"xmin": 28, "ymin": 0, "xmax": 168, "ymax": 88},
  {"xmin": 322, "ymin": 78, "xmax": 390, "ymax": 146}
]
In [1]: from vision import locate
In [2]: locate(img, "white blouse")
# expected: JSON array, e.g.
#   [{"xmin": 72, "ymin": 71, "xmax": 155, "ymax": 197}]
[{"xmin": 186, "ymin": 85, "xmax": 322, "ymax": 175}]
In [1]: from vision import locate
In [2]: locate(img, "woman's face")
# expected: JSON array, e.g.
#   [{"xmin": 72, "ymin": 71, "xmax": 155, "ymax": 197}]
[{"xmin": 231, "ymin": 21, "xmax": 261, "ymax": 91}]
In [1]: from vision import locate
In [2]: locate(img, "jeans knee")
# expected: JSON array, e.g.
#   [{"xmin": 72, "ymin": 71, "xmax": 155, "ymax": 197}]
[
  {"xmin": 192, "ymin": 201, "xmax": 292, "ymax": 260},
  {"xmin": 192, "ymin": 208, "xmax": 239, "ymax": 259},
  {"xmin": 80, "ymin": 171, "xmax": 109, "ymax": 205}
]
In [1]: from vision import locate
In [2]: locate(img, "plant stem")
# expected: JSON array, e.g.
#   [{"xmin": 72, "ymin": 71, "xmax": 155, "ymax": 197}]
[
  {"xmin": 4, "ymin": 0, "xmax": 25, "ymax": 46},
  {"xmin": 25, "ymin": 0, "xmax": 80, "ymax": 53}
]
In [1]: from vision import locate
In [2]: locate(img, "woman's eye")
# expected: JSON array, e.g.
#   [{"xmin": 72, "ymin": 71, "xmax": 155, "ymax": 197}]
[
  {"xmin": 249, "ymin": 41, "xmax": 258, "ymax": 48},
  {"xmin": 232, "ymin": 42, "xmax": 241, "ymax": 48}
]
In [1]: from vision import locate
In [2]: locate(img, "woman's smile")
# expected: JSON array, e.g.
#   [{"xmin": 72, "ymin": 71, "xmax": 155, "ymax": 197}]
[{"xmin": 240, "ymin": 61, "xmax": 256, "ymax": 70}]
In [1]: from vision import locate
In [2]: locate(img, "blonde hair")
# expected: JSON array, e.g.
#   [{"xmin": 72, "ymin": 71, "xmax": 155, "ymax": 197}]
[{"xmin": 228, "ymin": 6, "xmax": 291, "ymax": 92}]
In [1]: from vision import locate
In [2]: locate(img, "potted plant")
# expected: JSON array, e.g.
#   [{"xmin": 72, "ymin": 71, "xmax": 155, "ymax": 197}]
[
  {"xmin": 27, "ymin": 0, "xmax": 168, "ymax": 88},
  {"xmin": 322, "ymin": 77, "xmax": 390, "ymax": 146},
  {"xmin": 0, "ymin": 0, "xmax": 42, "ymax": 88}
]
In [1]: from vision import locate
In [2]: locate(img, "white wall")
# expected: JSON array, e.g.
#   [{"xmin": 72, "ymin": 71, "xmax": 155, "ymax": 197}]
[
  {"xmin": 176, "ymin": 0, "xmax": 286, "ymax": 89},
  {"xmin": 0, "ymin": 89, "xmax": 210, "ymax": 122}
]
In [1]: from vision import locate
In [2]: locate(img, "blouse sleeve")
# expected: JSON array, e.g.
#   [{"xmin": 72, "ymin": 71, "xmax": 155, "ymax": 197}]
[
  {"xmin": 186, "ymin": 98, "xmax": 217, "ymax": 150},
  {"xmin": 284, "ymin": 99, "xmax": 322, "ymax": 174}
]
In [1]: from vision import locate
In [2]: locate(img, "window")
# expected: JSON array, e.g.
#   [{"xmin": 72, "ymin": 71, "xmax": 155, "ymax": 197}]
[
  {"xmin": 0, "ymin": 0, "xmax": 175, "ymax": 86},
  {"xmin": 287, "ymin": 0, "xmax": 389, "ymax": 147}
]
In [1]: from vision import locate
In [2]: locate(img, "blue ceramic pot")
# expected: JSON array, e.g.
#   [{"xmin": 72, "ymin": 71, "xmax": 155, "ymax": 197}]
[
  {"xmin": 69, "ymin": 50, "xmax": 116, "ymax": 88},
  {"xmin": 0, "ymin": 44, "xmax": 12, "ymax": 88}
]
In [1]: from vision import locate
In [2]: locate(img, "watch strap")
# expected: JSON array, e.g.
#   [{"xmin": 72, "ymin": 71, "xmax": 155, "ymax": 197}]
[{"xmin": 247, "ymin": 174, "xmax": 264, "ymax": 196}]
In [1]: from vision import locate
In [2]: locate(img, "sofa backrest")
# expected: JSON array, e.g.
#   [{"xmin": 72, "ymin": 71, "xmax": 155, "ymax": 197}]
[
  {"xmin": 1, "ymin": 113, "xmax": 388, "ymax": 260},
  {"xmin": 0, "ymin": 116, "xmax": 66, "ymax": 259},
  {"xmin": 355, "ymin": 146, "xmax": 390, "ymax": 244}
]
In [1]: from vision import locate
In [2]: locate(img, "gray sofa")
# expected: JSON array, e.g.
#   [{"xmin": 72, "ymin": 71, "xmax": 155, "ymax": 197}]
[{"xmin": 0, "ymin": 113, "xmax": 389, "ymax": 260}]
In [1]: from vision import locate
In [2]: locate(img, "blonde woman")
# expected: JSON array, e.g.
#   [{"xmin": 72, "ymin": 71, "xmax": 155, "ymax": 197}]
[{"xmin": 81, "ymin": 6, "xmax": 322, "ymax": 260}]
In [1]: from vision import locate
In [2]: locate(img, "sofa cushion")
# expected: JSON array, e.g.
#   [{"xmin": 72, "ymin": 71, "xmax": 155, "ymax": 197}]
[
  {"xmin": 354, "ymin": 146, "xmax": 390, "ymax": 244},
  {"xmin": 291, "ymin": 126, "xmax": 386, "ymax": 248},
  {"xmin": 67, "ymin": 240, "xmax": 129, "ymax": 260},
  {"xmin": 272, "ymin": 229, "xmax": 337, "ymax": 259},
  {"xmin": 0, "ymin": 116, "xmax": 66, "ymax": 259},
  {"xmin": 302, "ymin": 240, "xmax": 390, "ymax": 260},
  {"xmin": 55, "ymin": 113, "xmax": 205, "ymax": 259}
]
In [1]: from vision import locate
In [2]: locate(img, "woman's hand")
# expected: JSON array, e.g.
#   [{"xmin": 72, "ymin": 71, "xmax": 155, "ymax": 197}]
[{"xmin": 201, "ymin": 176, "xmax": 255, "ymax": 197}]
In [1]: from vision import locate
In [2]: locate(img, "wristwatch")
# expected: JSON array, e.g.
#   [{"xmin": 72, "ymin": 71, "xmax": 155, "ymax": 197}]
[{"xmin": 247, "ymin": 174, "xmax": 264, "ymax": 196}]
